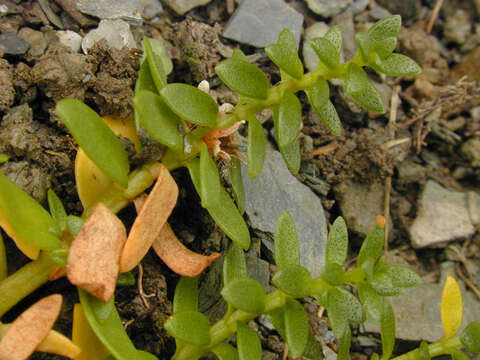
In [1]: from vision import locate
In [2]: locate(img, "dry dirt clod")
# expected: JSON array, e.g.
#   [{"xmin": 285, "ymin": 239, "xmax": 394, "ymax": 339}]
[
  {"xmin": 119, "ymin": 163, "xmax": 179, "ymax": 273},
  {"xmin": 0, "ymin": 294, "xmax": 63, "ymax": 360},
  {"xmin": 67, "ymin": 202, "xmax": 127, "ymax": 302}
]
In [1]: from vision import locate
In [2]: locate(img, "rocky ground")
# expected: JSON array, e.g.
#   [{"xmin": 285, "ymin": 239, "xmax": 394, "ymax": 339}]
[{"xmin": 0, "ymin": 0, "xmax": 479, "ymax": 359}]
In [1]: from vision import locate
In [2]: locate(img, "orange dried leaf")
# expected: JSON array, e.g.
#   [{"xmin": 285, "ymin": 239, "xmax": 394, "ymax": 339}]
[
  {"xmin": 48, "ymin": 266, "xmax": 67, "ymax": 281},
  {"xmin": 119, "ymin": 164, "xmax": 178, "ymax": 273},
  {"xmin": 67, "ymin": 203, "xmax": 127, "ymax": 302},
  {"xmin": 152, "ymin": 223, "xmax": 220, "ymax": 277},
  {"xmin": 0, "ymin": 294, "xmax": 62, "ymax": 360}
]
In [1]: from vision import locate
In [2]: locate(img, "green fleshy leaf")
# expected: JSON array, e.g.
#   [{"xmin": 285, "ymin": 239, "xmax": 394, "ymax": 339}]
[
  {"xmin": 117, "ymin": 272, "xmax": 135, "ymax": 286},
  {"xmin": 79, "ymin": 290, "xmax": 158, "ymax": 360},
  {"xmin": 302, "ymin": 331, "xmax": 323, "ymax": 360},
  {"xmin": 0, "ymin": 171, "xmax": 59, "ymax": 250},
  {"xmin": 0, "ymin": 233, "xmax": 6, "ymax": 281},
  {"xmin": 223, "ymin": 242, "xmax": 247, "ymax": 286},
  {"xmin": 47, "ymin": 189, "xmax": 67, "ymax": 233},
  {"xmin": 48, "ymin": 248, "xmax": 68, "ymax": 267},
  {"xmin": 275, "ymin": 91, "xmax": 302, "ymax": 148},
  {"xmin": 165, "ymin": 311, "xmax": 211, "ymax": 347},
  {"xmin": 237, "ymin": 322, "xmax": 262, "ymax": 360},
  {"xmin": 327, "ymin": 287, "xmax": 364, "ymax": 338},
  {"xmin": 67, "ymin": 215, "xmax": 84, "ymax": 238},
  {"xmin": 0, "ymin": 154, "xmax": 8, "ymax": 163},
  {"xmin": 265, "ymin": 29, "xmax": 303, "ymax": 80},
  {"xmin": 284, "ymin": 299, "xmax": 309, "ymax": 358},
  {"xmin": 305, "ymin": 77, "xmax": 329, "ymax": 111},
  {"xmin": 212, "ymin": 343, "xmax": 239, "ymax": 360},
  {"xmin": 380, "ymin": 299, "xmax": 395, "ymax": 360},
  {"xmin": 371, "ymin": 353, "xmax": 380, "ymax": 360},
  {"xmin": 368, "ymin": 15, "xmax": 401, "ymax": 43},
  {"xmin": 324, "ymin": 25, "xmax": 343, "ymax": 56},
  {"xmin": 460, "ymin": 322, "xmax": 480, "ymax": 353},
  {"xmin": 358, "ymin": 282, "xmax": 383, "ymax": 323},
  {"xmin": 135, "ymin": 60, "xmax": 156, "ymax": 94},
  {"xmin": 310, "ymin": 37, "xmax": 340, "ymax": 69},
  {"xmin": 267, "ymin": 307, "xmax": 286, "ymax": 339},
  {"xmin": 200, "ymin": 143, "xmax": 222, "ymax": 208},
  {"xmin": 419, "ymin": 341, "xmax": 431, "ymax": 360},
  {"xmin": 221, "ymin": 278, "xmax": 265, "ymax": 313},
  {"xmin": 187, "ymin": 160, "xmax": 250, "ymax": 250},
  {"xmin": 272, "ymin": 264, "xmax": 312, "ymax": 298},
  {"xmin": 357, "ymin": 225, "xmax": 384, "ymax": 267},
  {"xmin": 370, "ymin": 270, "xmax": 402, "ymax": 297},
  {"xmin": 215, "ymin": 58, "xmax": 270, "ymax": 100},
  {"xmin": 143, "ymin": 37, "xmax": 167, "ymax": 92},
  {"xmin": 56, "ymin": 99, "xmax": 130, "ymax": 187},
  {"xmin": 369, "ymin": 37, "xmax": 398, "ymax": 59},
  {"xmin": 274, "ymin": 211, "xmax": 300, "ymax": 269},
  {"xmin": 231, "ymin": 48, "xmax": 248, "ymax": 62},
  {"xmin": 230, "ymin": 158, "xmax": 245, "ymax": 214},
  {"xmin": 338, "ymin": 327, "xmax": 351, "ymax": 360},
  {"xmin": 371, "ymin": 53, "xmax": 422, "ymax": 77},
  {"xmin": 173, "ymin": 276, "xmax": 199, "ymax": 313},
  {"xmin": 451, "ymin": 350, "xmax": 470, "ymax": 360},
  {"xmin": 326, "ymin": 217, "xmax": 348, "ymax": 266},
  {"xmin": 279, "ymin": 137, "xmax": 301, "ymax": 174},
  {"xmin": 161, "ymin": 84, "xmax": 218, "ymax": 127},
  {"xmin": 344, "ymin": 63, "xmax": 384, "ymax": 113},
  {"xmin": 387, "ymin": 265, "xmax": 422, "ymax": 288},
  {"xmin": 247, "ymin": 114, "xmax": 266, "ymax": 179},
  {"xmin": 134, "ymin": 90, "xmax": 183, "ymax": 153},
  {"xmin": 320, "ymin": 263, "xmax": 345, "ymax": 286}
]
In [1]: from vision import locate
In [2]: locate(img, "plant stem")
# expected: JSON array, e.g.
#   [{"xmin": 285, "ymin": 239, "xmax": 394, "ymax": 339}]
[
  {"xmin": 391, "ymin": 337, "xmax": 463, "ymax": 360},
  {"xmin": 0, "ymin": 251, "xmax": 56, "ymax": 318},
  {"xmin": 171, "ymin": 290, "xmax": 286, "ymax": 360}
]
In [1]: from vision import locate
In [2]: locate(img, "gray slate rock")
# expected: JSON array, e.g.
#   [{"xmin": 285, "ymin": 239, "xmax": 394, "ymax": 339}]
[
  {"xmin": 0, "ymin": 33, "xmax": 29, "ymax": 55},
  {"xmin": 75, "ymin": 0, "xmax": 143, "ymax": 24},
  {"xmin": 334, "ymin": 180, "xmax": 391, "ymax": 238},
  {"xmin": 82, "ymin": 19, "xmax": 136, "ymax": 53},
  {"xmin": 163, "ymin": 0, "xmax": 211, "ymax": 15},
  {"xmin": 242, "ymin": 144, "xmax": 328, "ymax": 278},
  {"xmin": 305, "ymin": 0, "xmax": 352, "ymax": 17},
  {"xmin": 364, "ymin": 263, "xmax": 480, "ymax": 342},
  {"xmin": 302, "ymin": 22, "xmax": 329, "ymax": 72},
  {"xmin": 409, "ymin": 181, "xmax": 475, "ymax": 248},
  {"xmin": 223, "ymin": 0, "xmax": 304, "ymax": 48}
]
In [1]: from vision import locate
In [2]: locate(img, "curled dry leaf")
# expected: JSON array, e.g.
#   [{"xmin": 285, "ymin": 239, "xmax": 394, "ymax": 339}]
[
  {"xmin": 134, "ymin": 195, "xmax": 219, "ymax": 277},
  {"xmin": 152, "ymin": 223, "xmax": 220, "ymax": 277},
  {"xmin": 203, "ymin": 121, "xmax": 245, "ymax": 164},
  {"xmin": 0, "ymin": 294, "xmax": 63, "ymax": 360},
  {"xmin": 67, "ymin": 203, "xmax": 127, "ymax": 302},
  {"xmin": 119, "ymin": 164, "xmax": 178, "ymax": 273},
  {"xmin": 0, "ymin": 323, "xmax": 80, "ymax": 359}
]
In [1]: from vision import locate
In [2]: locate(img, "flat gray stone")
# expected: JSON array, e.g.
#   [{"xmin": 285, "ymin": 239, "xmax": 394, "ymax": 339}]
[
  {"xmin": 18, "ymin": 28, "xmax": 47, "ymax": 57},
  {"xmin": 163, "ymin": 0, "xmax": 211, "ymax": 15},
  {"xmin": 57, "ymin": 30, "xmax": 83, "ymax": 53},
  {"xmin": 364, "ymin": 263, "xmax": 480, "ymax": 342},
  {"xmin": 82, "ymin": 19, "xmax": 136, "ymax": 53},
  {"xmin": 467, "ymin": 191, "xmax": 480, "ymax": 226},
  {"xmin": 409, "ymin": 181, "xmax": 475, "ymax": 248},
  {"xmin": 302, "ymin": 22, "xmax": 329, "ymax": 72},
  {"xmin": 334, "ymin": 180, "xmax": 391, "ymax": 238},
  {"xmin": 0, "ymin": 33, "xmax": 29, "ymax": 55},
  {"xmin": 75, "ymin": 0, "xmax": 143, "ymax": 24},
  {"xmin": 223, "ymin": 0, "xmax": 304, "ymax": 48},
  {"xmin": 305, "ymin": 0, "xmax": 352, "ymax": 17},
  {"xmin": 242, "ymin": 144, "xmax": 328, "ymax": 278},
  {"xmin": 141, "ymin": 0, "xmax": 163, "ymax": 19}
]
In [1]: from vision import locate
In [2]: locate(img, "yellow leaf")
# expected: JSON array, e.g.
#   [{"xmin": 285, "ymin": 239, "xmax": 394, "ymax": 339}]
[
  {"xmin": 0, "ymin": 210, "xmax": 39, "ymax": 260},
  {"xmin": 441, "ymin": 275, "xmax": 463, "ymax": 340},
  {"xmin": 72, "ymin": 304, "xmax": 110, "ymax": 360},
  {"xmin": 75, "ymin": 116, "xmax": 140, "ymax": 212}
]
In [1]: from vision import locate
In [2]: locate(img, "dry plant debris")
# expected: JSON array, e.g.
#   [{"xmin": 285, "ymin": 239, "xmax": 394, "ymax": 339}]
[
  {"xmin": 119, "ymin": 163, "xmax": 178, "ymax": 273},
  {"xmin": 152, "ymin": 223, "xmax": 220, "ymax": 277},
  {"xmin": 0, "ymin": 294, "xmax": 62, "ymax": 360},
  {"xmin": 67, "ymin": 202, "xmax": 127, "ymax": 302}
]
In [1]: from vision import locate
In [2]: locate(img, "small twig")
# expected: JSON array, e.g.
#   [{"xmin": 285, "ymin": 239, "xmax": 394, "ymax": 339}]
[
  {"xmin": 384, "ymin": 85, "xmax": 401, "ymax": 253},
  {"xmin": 137, "ymin": 263, "xmax": 155, "ymax": 309},
  {"xmin": 383, "ymin": 137, "xmax": 411, "ymax": 150},
  {"xmin": 311, "ymin": 143, "xmax": 339, "ymax": 157},
  {"xmin": 455, "ymin": 264, "xmax": 480, "ymax": 301},
  {"xmin": 426, "ymin": 0, "xmax": 445, "ymax": 34}
]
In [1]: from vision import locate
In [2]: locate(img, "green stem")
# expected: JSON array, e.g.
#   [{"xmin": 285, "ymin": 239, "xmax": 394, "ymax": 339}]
[
  {"xmin": 391, "ymin": 337, "xmax": 463, "ymax": 360},
  {"xmin": 0, "ymin": 251, "xmax": 56, "ymax": 318},
  {"xmin": 171, "ymin": 290, "xmax": 286, "ymax": 360}
]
